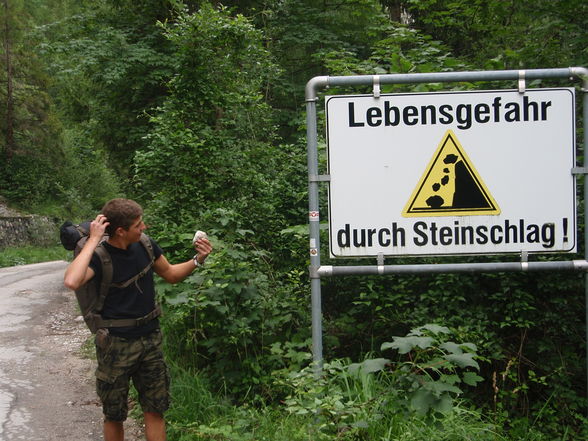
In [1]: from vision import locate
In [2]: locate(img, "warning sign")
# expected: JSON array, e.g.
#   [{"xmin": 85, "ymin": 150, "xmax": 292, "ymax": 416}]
[
  {"xmin": 325, "ymin": 88, "xmax": 576, "ymax": 257},
  {"xmin": 403, "ymin": 130, "xmax": 500, "ymax": 216}
]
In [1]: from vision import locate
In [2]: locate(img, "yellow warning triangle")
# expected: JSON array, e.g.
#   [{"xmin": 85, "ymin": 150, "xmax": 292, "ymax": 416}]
[{"xmin": 403, "ymin": 130, "xmax": 500, "ymax": 217}]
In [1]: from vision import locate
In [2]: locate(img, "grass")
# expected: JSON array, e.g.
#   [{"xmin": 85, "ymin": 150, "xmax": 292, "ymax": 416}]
[
  {"xmin": 0, "ymin": 244, "xmax": 71, "ymax": 268},
  {"xmin": 165, "ymin": 362, "xmax": 313, "ymax": 441},
  {"xmin": 162, "ymin": 358, "xmax": 512, "ymax": 441},
  {"xmin": 80, "ymin": 335, "xmax": 97, "ymax": 360},
  {"xmin": 160, "ymin": 350, "xmax": 583, "ymax": 441}
]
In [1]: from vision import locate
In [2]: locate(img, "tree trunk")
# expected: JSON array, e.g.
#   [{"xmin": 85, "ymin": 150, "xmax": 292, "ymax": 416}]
[
  {"xmin": 378, "ymin": 0, "xmax": 400, "ymax": 21},
  {"xmin": 3, "ymin": 0, "xmax": 15, "ymax": 162}
]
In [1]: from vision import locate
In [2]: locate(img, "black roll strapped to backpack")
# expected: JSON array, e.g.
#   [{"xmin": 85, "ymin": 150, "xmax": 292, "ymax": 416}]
[
  {"xmin": 60, "ymin": 221, "xmax": 160, "ymax": 334},
  {"xmin": 60, "ymin": 221, "xmax": 92, "ymax": 251}
]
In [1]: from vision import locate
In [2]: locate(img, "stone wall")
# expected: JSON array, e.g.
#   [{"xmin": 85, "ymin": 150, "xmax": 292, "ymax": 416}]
[{"xmin": 0, "ymin": 216, "xmax": 58, "ymax": 249}]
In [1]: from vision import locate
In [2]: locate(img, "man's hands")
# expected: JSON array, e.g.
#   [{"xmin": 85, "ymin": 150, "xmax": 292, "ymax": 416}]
[
  {"xmin": 63, "ymin": 213, "xmax": 105, "ymax": 290},
  {"xmin": 193, "ymin": 237, "xmax": 212, "ymax": 265},
  {"xmin": 154, "ymin": 235, "xmax": 213, "ymax": 284},
  {"xmin": 90, "ymin": 214, "xmax": 109, "ymax": 241}
]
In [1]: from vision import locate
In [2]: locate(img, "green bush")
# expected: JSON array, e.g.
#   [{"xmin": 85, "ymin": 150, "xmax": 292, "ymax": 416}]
[{"xmin": 158, "ymin": 225, "xmax": 309, "ymax": 401}]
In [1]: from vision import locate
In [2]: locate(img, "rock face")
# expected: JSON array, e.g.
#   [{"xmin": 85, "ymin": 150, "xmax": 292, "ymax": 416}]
[
  {"xmin": 0, "ymin": 202, "xmax": 58, "ymax": 249},
  {"xmin": 0, "ymin": 202, "xmax": 22, "ymax": 217}
]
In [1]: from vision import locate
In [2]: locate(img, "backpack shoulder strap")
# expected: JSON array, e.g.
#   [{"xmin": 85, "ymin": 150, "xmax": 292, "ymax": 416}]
[
  {"xmin": 94, "ymin": 243, "xmax": 113, "ymax": 312},
  {"xmin": 110, "ymin": 234, "xmax": 156, "ymax": 290},
  {"xmin": 140, "ymin": 233, "xmax": 155, "ymax": 263}
]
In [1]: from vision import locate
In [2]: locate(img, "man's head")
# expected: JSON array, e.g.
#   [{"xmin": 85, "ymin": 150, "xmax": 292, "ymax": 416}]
[{"xmin": 101, "ymin": 198, "xmax": 144, "ymax": 237}]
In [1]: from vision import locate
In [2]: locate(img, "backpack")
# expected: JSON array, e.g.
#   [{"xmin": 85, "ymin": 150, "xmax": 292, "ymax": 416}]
[{"xmin": 59, "ymin": 221, "xmax": 160, "ymax": 333}]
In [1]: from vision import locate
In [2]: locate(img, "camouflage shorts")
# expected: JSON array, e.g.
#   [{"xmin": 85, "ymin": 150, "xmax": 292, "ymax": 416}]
[{"xmin": 95, "ymin": 328, "xmax": 170, "ymax": 422}]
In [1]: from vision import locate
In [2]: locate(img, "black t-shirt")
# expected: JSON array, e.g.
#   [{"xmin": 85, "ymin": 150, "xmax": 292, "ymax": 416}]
[{"xmin": 89, "ymin": 237, "xmax": 163, "ymax": 338}]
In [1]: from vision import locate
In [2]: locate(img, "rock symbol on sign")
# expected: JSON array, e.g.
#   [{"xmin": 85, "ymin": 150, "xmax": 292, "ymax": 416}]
[{"xmin": 402, "ymin": 130, "xmax": 500, "ymax": 217}]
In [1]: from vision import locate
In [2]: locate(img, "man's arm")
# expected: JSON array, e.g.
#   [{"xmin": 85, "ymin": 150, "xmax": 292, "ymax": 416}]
[
  {"xmin": 63, "ymin": 214, "xmax": 108, "ymax": 290},
  {"xmin": 153, "ymin": 238, "xmax": 212, "ymax": 284}
]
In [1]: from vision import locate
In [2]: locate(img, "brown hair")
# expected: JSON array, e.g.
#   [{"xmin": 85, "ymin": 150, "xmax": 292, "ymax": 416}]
[{"xmin": 101, "ymin": 198, "xmax": 143, "ymax": 236}]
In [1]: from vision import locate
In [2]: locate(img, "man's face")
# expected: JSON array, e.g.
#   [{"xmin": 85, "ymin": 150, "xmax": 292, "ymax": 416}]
[{"xmin": 124, "ymin": 216, "xmax": 146, "ymax": 242}]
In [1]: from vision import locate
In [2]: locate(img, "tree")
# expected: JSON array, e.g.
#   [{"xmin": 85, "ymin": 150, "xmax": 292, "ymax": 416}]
[
  {"xmin": 395, "ymin": 0, "xmax": 588, "ymax": 69},
  {"xmin": 1, "ymin": 0, "xmax": 15, "ymax": 162},
  {"xmin": 0, "ymin": 0, "xmax": 68, "ymax": 207},
  {"xmin": 134, "ymin": 4, "xmax": 282, "ymax": 225},
  {"xmin": 38, "ymin": 0, "xmax": 176, "ymax": 179}
]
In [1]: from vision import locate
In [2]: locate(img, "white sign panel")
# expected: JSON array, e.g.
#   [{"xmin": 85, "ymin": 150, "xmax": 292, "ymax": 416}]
[{"xmin": 326, "ymin": 88, "xmax": 576, "ymax": 257}]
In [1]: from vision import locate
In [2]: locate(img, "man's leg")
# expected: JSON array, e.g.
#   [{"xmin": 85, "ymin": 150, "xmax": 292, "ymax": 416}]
[
  {"xmin": 134, "ymin": 330, "xmax": 170, "ymax": 441},
  {"xmin": 104, "ymin": 420, "xmax": 124, "ymax": 441},
  {"xmin": 144, "ymin": 411, "xmax": 166, "ymax": 441}
]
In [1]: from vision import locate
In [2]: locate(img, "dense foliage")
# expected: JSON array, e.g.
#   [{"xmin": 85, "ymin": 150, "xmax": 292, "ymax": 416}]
[{"xmin": 2, "ymin": 0, "xmax": 587, "ymax": 439}]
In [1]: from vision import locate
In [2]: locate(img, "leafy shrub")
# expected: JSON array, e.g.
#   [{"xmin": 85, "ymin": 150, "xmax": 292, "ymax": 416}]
[
  {"xmin": 276, "ymin": 324, "xmax": 496, "ymax": 440},
  {"xmin": 158, "ymin": 226, "xmax": 309, "ymax": 401}
]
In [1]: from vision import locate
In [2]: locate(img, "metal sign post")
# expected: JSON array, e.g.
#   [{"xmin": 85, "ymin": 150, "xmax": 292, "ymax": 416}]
[{"xmin": 305, "ymin": 68, "xmax": 588, "ymax": 392}]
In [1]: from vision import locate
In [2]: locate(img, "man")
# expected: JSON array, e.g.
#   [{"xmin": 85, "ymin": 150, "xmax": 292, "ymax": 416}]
[{"xmin": 64, "ymin": 198, "xmax": 212, "ymax": 441}]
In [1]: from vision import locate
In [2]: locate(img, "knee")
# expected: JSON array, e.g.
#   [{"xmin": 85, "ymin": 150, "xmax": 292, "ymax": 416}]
[{"xmin": 144, "ymin": 411, "xmax": 164, "ymax": 422}]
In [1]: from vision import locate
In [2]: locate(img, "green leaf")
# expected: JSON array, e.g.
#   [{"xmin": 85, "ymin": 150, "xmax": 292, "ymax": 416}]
[
  {"xmin": 348, "ymin": 358, "xmax": 390, "ymax": 376},
  {"xmin": 444, "ymin": 353, "xmax": 480, "ymax": 370},
  {"xmin": 462, "ymin": 371, "xmax": 484, "ymax": 386},
  {"xmin": 440, "ymin": 374, "xmax": 460, "ymax": 385},
  {"xmin": 424, "ymin": 381, "xmax": 462, "ymax": 396},
  {"xmin": 358, "ymin": 358, "xmax": 390, "ymax": 374},
  {"xmin": 417, "ymin": 324, "xmax": 451, "ymax": 335},
  {"xmin": 432, "ymin": 394, "xmax": 453, "ymax": 414},
  {"xmin": 422, "ymin": 357, "xmax": 451, "ymax": 371},
  {"xmin": 460, "ymin": 342, "xmax": 478, "ymax": 352},
  {"xmin": 382, "ymin": 336, "xmax": 434, "ymax": 354},
  {"xmin": 165, "ymin": 292, "xmax": 190, "ymax": 305},
  {"xmin": 410, "ymin": 389, "xmax": 434, "ymax": 415},
  {"xmin": 348, "ymin": 363, "xmax": 361, "ymax": 375},
  {"xmin": 411, "ymin": 388, "xmax": 456, "ymax": 415},
  {"xmin": 440, "ymin": 341, "xmax": 463, "ymax": 355}
]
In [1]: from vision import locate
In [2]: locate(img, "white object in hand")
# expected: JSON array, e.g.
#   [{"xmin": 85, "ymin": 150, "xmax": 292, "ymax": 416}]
[{"xmin": 193, "ymin": 230, "xmax": 208, "ymax": 244}]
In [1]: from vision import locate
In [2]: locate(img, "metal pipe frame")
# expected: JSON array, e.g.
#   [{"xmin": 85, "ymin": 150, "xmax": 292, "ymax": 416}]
[
  {"xmin": 306, "ymin": 67, "xmax": 588, "ymax": 380},
  {"xmin": 316, "ymin": 260, "xmax": 588, "ymax": 277},
  {"xmin": 306, "ymin": 67, "xmax": 588, "ymax": 100}
]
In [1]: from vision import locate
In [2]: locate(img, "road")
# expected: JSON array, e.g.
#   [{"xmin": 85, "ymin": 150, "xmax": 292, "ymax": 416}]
[{"xmin": 0, "ymin": 261, "xmax": 142, "ymax": 440}]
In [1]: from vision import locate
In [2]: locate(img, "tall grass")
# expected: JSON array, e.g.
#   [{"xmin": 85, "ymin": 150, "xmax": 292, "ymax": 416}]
[
  {"xmin": 0, "ymin": 245, "xmax": 70, "ymax": 267},
  {"xmin": 160, "ymin": 322, "xmax": 581, "ymax": 441},
  {"xmin": 164, "ymin": 377, "xmax": 508, "ymax": 441},
  {"xmin": 163, "ymin": 358, "xmax": 509, "ymax": 441}
]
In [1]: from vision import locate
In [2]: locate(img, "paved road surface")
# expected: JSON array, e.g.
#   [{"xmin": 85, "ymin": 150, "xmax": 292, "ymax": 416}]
[{"xmin": 0, "ymin": 261, "xmax": 141, "ymax": 440}]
